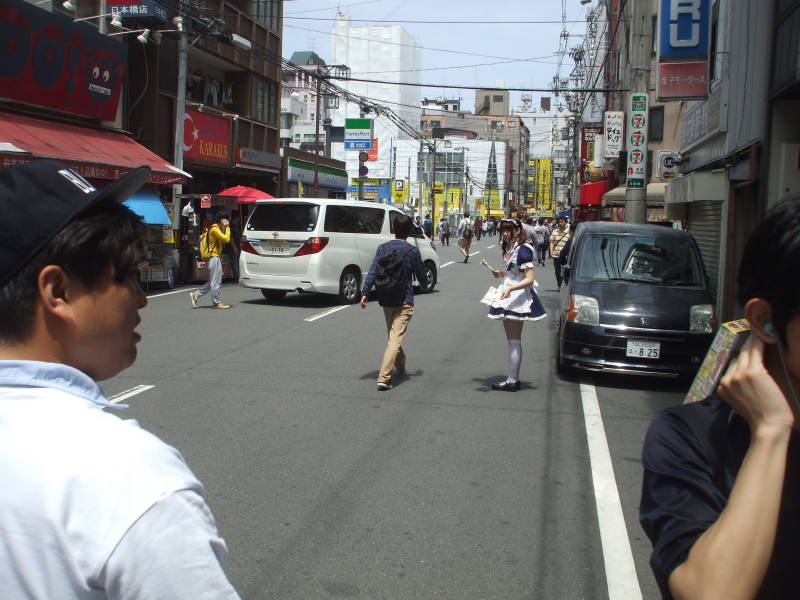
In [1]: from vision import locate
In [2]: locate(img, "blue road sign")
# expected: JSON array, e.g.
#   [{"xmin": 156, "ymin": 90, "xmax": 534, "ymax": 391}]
[{"xmin": 344, "ymin": 140, "xmax": 373, "ymax": 150}]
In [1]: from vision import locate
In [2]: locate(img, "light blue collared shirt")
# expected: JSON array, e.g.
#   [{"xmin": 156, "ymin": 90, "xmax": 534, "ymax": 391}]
[{"xmin": 0, "ymin": 360, "xmax": 126, "ymax": 409}]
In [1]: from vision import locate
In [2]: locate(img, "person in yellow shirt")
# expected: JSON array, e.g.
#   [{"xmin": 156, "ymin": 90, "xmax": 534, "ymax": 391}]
[{"xmin": 191, "ymin": 211, "xmax": 232, "ymax": 309}]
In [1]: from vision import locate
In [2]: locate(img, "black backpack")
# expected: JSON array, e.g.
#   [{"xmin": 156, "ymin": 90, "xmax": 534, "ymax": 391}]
[{"xmin": 374, "ymin": 243, "xmax": 414, "ymax": 307}]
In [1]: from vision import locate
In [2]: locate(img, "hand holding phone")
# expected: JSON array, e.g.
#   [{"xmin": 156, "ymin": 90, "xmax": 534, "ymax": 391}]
[
  {"xmin": 481, "ymin": 259, "xmax": 503, "ymax": 278},
  {"xmin": 717, "ymin": 334, "xmax": 796, "ymax": 432}
]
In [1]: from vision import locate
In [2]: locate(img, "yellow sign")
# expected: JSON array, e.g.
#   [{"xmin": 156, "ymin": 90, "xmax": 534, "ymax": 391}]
[{"xmin": 532, "ymin": 159, "xmax": 552, "ymax": 213}]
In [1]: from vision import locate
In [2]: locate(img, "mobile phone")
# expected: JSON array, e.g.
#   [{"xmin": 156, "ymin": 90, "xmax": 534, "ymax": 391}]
[{"xmin": 480, "ymin": 259, "xmax": 495, "ymax": 272}]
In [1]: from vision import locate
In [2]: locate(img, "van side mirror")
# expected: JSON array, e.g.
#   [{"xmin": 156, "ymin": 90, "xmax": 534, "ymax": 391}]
[{"xmin": 562, "ymin": 264, "xmax": 571, "ymax": 284}]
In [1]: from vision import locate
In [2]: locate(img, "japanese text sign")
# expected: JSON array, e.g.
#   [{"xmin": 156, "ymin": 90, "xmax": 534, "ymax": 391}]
[
  {"xmin": 604, "ymin": 111, "xmax": 625, "ymax": 159},
  {"xmin": 626, "ymin": 94, "xmax": 649, "ymax": 190}
]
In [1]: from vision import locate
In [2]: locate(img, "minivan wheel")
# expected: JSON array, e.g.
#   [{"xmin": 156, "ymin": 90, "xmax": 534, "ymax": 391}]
[
  {"xmin": 338, "ymin": 267, "xmax": 361, "ymax": 304},
  {"xmin": 424, "ymin": 260, "xmax": 437, "ymax": 292},
  {"xmin": 261, "ymin": 289, "xmax": 287, "ymax": 302}
]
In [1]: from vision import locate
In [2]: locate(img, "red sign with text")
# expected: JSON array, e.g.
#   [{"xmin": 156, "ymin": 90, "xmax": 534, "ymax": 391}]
[
  {"xmin": 366, "ymin": 138, "xmax": 379, "ymax": 161},
  {"xmin": 182, "ymin": 108, "xmax": 230, "ymax": 165},
  {"xmin": 657, "ymin": 62, "xmax": 708, "ymax": 100},
  {"xmin": 0, "ymin": 0, "xmax": 127, "ymax": 121}
]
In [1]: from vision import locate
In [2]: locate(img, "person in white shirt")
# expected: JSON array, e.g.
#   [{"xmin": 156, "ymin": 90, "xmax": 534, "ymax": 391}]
[
  {"xmin": 0, "ymin": 161, "xmax": 241, "ymax": 599},
  {"xmin": 457, "ymin": 211, "xmax": 476, "ymax": 263}
]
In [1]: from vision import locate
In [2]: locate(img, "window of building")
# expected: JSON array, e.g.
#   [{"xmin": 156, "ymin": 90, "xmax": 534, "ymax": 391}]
[
  {"xmin": 251, "ymin": 0, "xmax": 280, "ymax": 33},
  {"xmin": 493, "ymin": 95, "xmax": 504, "ymax": 102},
  {"xmin": 508, "ymin": 120, "xmax": 516, "ymax": 128},
  {"xmin": 280, "ymin": 114, "xmax": 292, "ymax": 129},
  {"xmin": 251, "ymin": 75, "xmax": 278, "ymax": 126},
  {"xmin": 431, "ymin": 120, "xmax": 441, "ymax": 127},
  {"xmin": 649, "ymin": 106, "xmax": 664, "ymax": 141},
  {"xmin": 491, "ymin": 121, "xmax": 503, "ymax": 131}
]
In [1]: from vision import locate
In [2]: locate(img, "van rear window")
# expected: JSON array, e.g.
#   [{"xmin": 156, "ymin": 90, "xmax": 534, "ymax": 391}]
[{"xmin": 246, "ymin": 203, "xmax": 319, "ymax": 232}]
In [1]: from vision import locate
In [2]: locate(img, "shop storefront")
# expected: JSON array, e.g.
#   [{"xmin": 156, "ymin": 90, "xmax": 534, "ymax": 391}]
[{"xmin": 282, "ymin": 148, "xmax": 347, "ymax": 199}]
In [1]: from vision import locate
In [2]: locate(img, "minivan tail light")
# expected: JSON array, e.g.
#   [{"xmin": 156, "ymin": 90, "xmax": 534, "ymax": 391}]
[
  {"xmin": 295, "ymin": 237, "xmax": 329, "ymax": 257},
  {"xmin": 240, "ymin": 238, "xmax": 258, "ymax": 255},
  {"xmin": 566, "ymin": 294, "xmax": 600, "ymax": 325}
]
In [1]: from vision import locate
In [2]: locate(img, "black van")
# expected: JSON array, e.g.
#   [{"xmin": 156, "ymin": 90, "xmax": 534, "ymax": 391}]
[{"xmin": 557, "ymin": 221, "xmax": 716, "ymax": 378}]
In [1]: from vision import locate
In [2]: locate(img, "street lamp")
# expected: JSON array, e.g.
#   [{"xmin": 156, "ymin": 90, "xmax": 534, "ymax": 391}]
[{"xmin": 311, "ymin": 64, "xmax": 349, "ymax": 197}]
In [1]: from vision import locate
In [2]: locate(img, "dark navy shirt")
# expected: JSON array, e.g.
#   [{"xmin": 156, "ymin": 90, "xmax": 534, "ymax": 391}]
[
  {"xmin": 361, "ymin": 239, "xmax": 429, "ymax": 305},
  {"xmin": 640, "ymin": 394, "xmax": 800, "ymax": 599}
]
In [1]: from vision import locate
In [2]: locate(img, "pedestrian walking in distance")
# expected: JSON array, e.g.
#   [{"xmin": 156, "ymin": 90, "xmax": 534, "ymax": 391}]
[
  {"xmin": 191, "ymin": 210, "xmax": 232, "ymax": 309},
  {"xmin": 549, "ymin": 216, "xmax": 570, "ymax": 288},
  {"xmin": 458, "ymin": 211, "xmax": 475, "ymax": 263},
  {"xmin": 360, "ymin": 214, "xmax": 430, "ymax": 391},
  {"xmin": 0, "ymin": 160, "xmax": 241, "ymax": 598},
  {"xmin": 485, "ymin": 219, "xmax": 546, "ymax": 391}
]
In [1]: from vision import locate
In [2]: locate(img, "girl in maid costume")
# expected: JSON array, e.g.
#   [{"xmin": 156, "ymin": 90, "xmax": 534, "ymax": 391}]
[{"xmin": 485, "ymin": 219, "xmax": 546, "ymax": 391}]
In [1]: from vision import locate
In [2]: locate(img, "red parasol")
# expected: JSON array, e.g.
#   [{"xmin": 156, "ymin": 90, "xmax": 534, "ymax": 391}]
[{"xmin": 216, "ymin": 185, "xmax": 274, "ymax": 204}]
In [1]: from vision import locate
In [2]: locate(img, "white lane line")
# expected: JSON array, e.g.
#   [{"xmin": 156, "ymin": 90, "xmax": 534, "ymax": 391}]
[
  {"xmin": 108, "ymin": 384, "xmax": 155, "ymax": 404},
  {"xmin": 487, "ymin": 244, "xmax": 496, "ymax": 249},
  {"xmin": 579, "ymin": 381, "xmax": 643, "ymax": 600},
  {"xmin": 441, "ymin": 261, "xmax": 456, "ymax": 268},
  {"xmin": 469, "ymin": 251, "xmax": 480, "ymax": 256},
  {"xmin": 305, "ymin": 304, "xmax": 352, "ymax": 322},
  {"xmin": 147, "ymin": 289, "xmax": 190, "ymax": 299}
]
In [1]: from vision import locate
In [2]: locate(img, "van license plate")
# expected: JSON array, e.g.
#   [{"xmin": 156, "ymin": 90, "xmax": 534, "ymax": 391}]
[
  {"xmin": 262, "ymin": 241, "xmax": 290, "ymax": 255},
  {"xmin": 626, "ymin": 340, "xmax": 660, "ymax": 359}
]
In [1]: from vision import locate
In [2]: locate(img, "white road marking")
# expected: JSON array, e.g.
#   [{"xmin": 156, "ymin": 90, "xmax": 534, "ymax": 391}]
[
  {"xmin": 579, "ymin": 381, "xmax": 643, "ymax": 600},
  {"xmin": 146, "ymin": 289, "xmax": 190, "ymax": 299},
  {"xmin": 305, "ymin": 304, "xmax": 352, "ymax": 322},
  {"xmin": 487, "ymin": 244, "xmax": 496, "ymax": 249},
  {"xmin": 108, "ymin": 384, "xmax": 155, "ymax": 404},
  {"xmin": 440, "ymin": 261, "xmax": 456, "ymax": 268},
  {"xmin": 469, "ymin": 251, "xmax": 480, "ymax": 256}
]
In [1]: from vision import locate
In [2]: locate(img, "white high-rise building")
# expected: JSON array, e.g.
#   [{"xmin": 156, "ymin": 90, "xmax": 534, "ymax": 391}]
[{"xmin": 329, "ymin": 13, "xmax": 421, "ymax": 188}]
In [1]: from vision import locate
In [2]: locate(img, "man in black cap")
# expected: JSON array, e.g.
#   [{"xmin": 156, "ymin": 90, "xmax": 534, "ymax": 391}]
[{"xmin": 0, "ymin": 161, "xmax": 241, "ymax": 598}]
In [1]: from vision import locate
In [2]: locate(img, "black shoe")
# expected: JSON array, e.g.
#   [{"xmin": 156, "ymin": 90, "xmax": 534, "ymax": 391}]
[
  {"xmin": 491, "ymin": 380, "xmax": 520, "ymax": 392},
  {"xmin": 377, "ymin": 381, "xmax": 394, "ymax": 391}
]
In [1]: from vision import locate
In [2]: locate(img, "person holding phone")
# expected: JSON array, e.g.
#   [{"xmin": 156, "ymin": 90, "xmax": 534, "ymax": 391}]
[{"xmin": 639, "ymin": 198, "xmax": 800, "ymax": 599}]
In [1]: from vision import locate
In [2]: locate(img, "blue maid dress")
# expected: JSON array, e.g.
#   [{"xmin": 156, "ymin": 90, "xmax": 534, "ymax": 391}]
[{"xmin": 487, "ymin": 243, "xmax": 547, "ymax": 321}]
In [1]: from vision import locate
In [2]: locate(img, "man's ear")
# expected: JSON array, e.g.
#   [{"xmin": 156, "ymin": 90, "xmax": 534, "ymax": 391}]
[
  {"xmin": 744, "ymin": 297, "xmax": 778, "ymax": 344},
  {"xmin": 37, "ymin": 265, "xmax": 78, "ymax": 324}
]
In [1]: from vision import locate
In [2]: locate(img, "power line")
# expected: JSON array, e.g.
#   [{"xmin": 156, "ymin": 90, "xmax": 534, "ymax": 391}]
[
  {"xmin": 285, "ymin": 0, "xmax": 385, "ymax": 16},
  {"xmin": 285, "ymin": 17, "xmax": 589, "ymax": 25},
  {"xmin": 326, "ymin": 75, "xmax": 625, "ymax": 93}
]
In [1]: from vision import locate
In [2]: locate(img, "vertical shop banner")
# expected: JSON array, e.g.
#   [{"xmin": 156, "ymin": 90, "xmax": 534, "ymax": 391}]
[
  {"xmin": 0, "ymin": 0, "xmax": 127, "ymax": 121},
  {"xmin": 182, "ymin": 108, "xmax": 230, "ymax": 165},
  {"xmin": 580, "ymin": 126, "xmax": 602, "ymax": 180},
  {"xmin": 626, "ymin": 94, "xmax": 649, "ymax": 189},
  {"xmin": 366, "ymin": 138, "xmax": 379, "ymax": 161},
  {"xmin": 604, "ymin": 111, "xmax": 625, "ymax": 158},
  {"xmin": 657, "ymin": 0, "xmax": 710, "ymax": 100}
]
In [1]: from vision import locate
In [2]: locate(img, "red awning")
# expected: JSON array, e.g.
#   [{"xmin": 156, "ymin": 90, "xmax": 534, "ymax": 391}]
[
  {"xmin": 0, "ymin": 112, "xmax": 189, "ymax": 185},
  {"xmin": 579, "ymin": 180, "xmax": 608, "ymax": 206},
  {"xmin": 216, "ymin": 185, "xmax": 274, "ymax": 204}
]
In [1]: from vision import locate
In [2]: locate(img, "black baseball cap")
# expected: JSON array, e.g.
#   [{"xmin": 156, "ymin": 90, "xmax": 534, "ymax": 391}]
[{"xmin": 0, "ymin": 160, "xmax": 151, "ymax": 287}]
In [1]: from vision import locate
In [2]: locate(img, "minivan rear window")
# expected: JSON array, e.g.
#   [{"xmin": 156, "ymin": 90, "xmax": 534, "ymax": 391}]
[
  {"xmin": 246, "ymin": 203, "xmax": 319, "ymax": 232},
  {"xmin": 576, "ymin": 233, "xmax": 703, "ymax": 286},
  {"xmin": 324, "ymin": 205, "xmax": 384, "ymax": 234}
]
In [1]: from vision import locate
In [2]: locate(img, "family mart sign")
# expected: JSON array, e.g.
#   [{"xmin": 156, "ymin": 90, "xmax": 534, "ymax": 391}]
[{"xmin": 344, "ymin": 119, "xmax": 374, "ymax": 150}]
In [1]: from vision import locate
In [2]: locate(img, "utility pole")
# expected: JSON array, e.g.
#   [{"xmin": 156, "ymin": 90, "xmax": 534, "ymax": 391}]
[
  {"xmin": 312, "ymin": 70, "xmax": 323, "ymax": 197},
  {"xmin": 625, "ymin": 0, "xmax": 651, "ymax": 224},
  {"xmin": 171, "ymin": 14, "xmax": 188, "ymax": 279},
  {"xmin": 430, "ymin": 139, "xmax": 437, "ymax": 227}
]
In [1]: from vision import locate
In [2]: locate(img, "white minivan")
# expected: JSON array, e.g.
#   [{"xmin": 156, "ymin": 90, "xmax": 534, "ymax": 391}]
[{"xmin": 239, "ymin": 198, "xmax": 439, "ymax": 303}]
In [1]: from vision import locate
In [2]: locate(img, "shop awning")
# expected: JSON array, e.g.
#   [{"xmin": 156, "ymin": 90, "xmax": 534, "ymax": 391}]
[
  {"xmin": 124, "ymin": 192, "xmax": 172, "ymax": 225},
  {"xmin": 603, "ymin": 182, "xmax": 666, "ymax": 206},
  {"xmin": 0, "ymin": 111, "xmax": 190, "ymax": 185},
  {"xmin": 579, "ymin": 180, "xmax": 608, "ymax": 206}
]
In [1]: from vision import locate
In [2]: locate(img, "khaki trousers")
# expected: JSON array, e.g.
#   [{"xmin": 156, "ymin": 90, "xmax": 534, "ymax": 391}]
[{"xmin": 378, "ymin": 303, "xmax": 414, "ymax": 382}]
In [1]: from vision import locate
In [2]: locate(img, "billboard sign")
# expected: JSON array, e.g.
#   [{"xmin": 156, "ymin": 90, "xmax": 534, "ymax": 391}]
[
  {"xmin": 657, "ymin": 61, "xmax": 708, "ymax": 100},
  {"xmin": 344, "ymin": 118, "xmax": 373, "ymax": 150},
  {"xmin": 0, "ymin": 0, "xmax": 127, "ymax": 121},
  {"xmin": 626, "ymin": 94, "xmax": 649, "ymax": 190},
  {"xmin": 182, "ymin": 108, "xmax": 230, "ymax": 165},
  {"xmin": 658, "ymin": 0, "xmax": 710, "ymax": 59},
  {"xmin": 604, "ymin": 111, "xmax": 625, "ymax": 158}
]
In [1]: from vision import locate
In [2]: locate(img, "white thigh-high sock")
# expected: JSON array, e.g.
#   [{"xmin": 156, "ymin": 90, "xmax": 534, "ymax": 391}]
[{"xmin": 507, "ymin": 339, "xmax": 522, "ymax": 383}]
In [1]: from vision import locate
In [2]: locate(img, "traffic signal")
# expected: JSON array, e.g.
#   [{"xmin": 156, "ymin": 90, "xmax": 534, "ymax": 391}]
[{"xmin": 358, "ymin": 151, "xmax": 369, "ymax": 177}]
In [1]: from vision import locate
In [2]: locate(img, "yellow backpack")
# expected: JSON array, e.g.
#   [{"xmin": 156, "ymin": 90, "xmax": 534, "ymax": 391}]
[{"xmin": 199, "ymin": 225, "xmax": 219, "ymax": 260}]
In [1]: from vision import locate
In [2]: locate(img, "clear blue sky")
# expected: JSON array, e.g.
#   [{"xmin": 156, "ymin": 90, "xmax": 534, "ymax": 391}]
[{"xmin": 281, "ymin": 0, "xmax": 592, "ymax": 111}]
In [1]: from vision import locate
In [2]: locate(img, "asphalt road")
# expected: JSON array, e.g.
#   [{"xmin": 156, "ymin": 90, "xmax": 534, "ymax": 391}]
[{"xmin": 103, "ymin": 235, "xmax": 689, "ymax": 599}]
